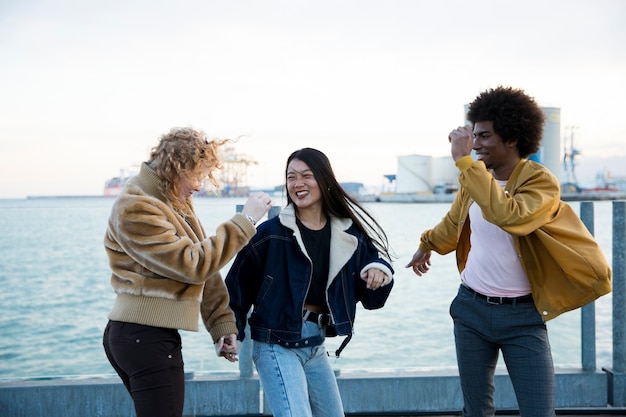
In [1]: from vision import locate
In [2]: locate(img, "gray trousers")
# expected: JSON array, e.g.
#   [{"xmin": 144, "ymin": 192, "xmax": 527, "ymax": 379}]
[{"xmin": 450, "ymin": 284, "xmax": 556, "ymax": 417}]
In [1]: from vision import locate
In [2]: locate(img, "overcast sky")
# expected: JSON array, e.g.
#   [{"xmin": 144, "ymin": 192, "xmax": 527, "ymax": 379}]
[{"xmin": 1, "ymin": 0, "xmax": 625, "ymax": 198}]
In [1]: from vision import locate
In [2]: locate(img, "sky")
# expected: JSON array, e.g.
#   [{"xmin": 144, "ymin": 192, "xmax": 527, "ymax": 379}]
[{"xmin": 1, "ymin": 0, "xmax": 625, "ymax": 199}]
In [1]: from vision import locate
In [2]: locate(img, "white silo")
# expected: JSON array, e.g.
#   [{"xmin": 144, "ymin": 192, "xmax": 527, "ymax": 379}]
[
  {"xmin": 431, "ymin": 156, "xmax": 458, "ymax": 188},
  {"xmin": 396, "ymin": 155, "xmax": 432, "ymax": 193},
  {"xmin": 539, "ymin": 107, "xmax": 562, "ymax": 181}
]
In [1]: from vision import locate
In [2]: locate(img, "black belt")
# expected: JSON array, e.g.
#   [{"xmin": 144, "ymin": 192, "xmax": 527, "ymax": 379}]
[
  {"xmin": 303, "ymin": 309, "xmax": 331, "ymax": 327},
  {"xmin": 462, "ymin": 284, "xmax": 533, "ymax": 305}
]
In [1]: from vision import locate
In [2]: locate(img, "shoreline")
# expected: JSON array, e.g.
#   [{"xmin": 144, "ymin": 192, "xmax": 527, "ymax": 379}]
[{"xmin": 356, "ymin": 190, "xmax": 626, "ymax": 204}]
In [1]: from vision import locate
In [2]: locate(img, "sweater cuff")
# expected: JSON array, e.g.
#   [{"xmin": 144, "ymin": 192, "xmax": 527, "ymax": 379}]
[
  {"xmin": 208, "ymin": 321, "xmax": 239, "ymax": 343},
  {"xmin": 232, "ymin": 213, "xmax": 257, "ymax": 238},
  {"xmin": 360, "ymin": 262, "xmax": 394, "ymax": 281}
]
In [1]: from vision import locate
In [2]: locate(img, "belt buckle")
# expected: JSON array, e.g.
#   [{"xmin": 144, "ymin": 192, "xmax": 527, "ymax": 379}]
[
  {"xmin": 486, "ymin": 296, "xmax": 502, "ymax": 305},
  {"xmin": 317, "ymin": 313, "xmax": 324, "ymax": 327}
]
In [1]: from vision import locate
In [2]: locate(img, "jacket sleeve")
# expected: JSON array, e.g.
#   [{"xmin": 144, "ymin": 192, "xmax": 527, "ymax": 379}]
[
  {"xmin": 224, "ymin": 241, "xmax": 263, "ymax": 342},
  {"xmin": 355, "ymin": 236, "xmax": 395, "ymax": 310},
  {"xmin": 457, "ymin": 156, "xmax": 560, "ymax": 236},
  {"xmin": 419, "ymin": 187, "xmax": 466, "ymax": 255},
  {"xmin": 109, "ymin": 193, "xmax": 257, "ymax": 284},
  {"xmin": 200, "ymin": 273, "xmax": 239, "ymax": 342}
]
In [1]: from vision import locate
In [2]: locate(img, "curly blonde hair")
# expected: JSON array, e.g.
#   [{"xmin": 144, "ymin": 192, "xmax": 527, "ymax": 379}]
[{"xmin": 147, "ymin": 127, "xmax": 229, "ymax": 211}]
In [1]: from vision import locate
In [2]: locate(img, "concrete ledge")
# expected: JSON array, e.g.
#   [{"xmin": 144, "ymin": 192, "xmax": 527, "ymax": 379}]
[
  {"xmin": 554, "ymin": 370, "xmax": 607, "ymax": 408},
  {"xmin": 0, "ymin": 369, "xmax": 609, "ymax": 417},
  {"xmin": 338, "ymin": 371, "xmax": 463, "ymax": 413},
  {"xmin": 184, "ymin": 374, "xmax": 260, "ymax": 416},
  {"xmin": 335, "ymin": 368, "xmax": 607, "ymax": 414},
  {"xmin": 0, "ymin": 374, "xmax": 261, "ymax": 417}
]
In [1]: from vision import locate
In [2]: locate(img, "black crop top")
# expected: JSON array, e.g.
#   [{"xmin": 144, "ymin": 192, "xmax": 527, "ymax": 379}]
[{"xmin": 297, "ymin": 218, "xmax": 331, "ymax": 307}]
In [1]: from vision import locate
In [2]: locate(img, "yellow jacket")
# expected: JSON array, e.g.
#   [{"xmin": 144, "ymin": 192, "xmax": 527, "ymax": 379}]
[
  {"xmin": 419, "ymin": 156, "xmax": 611, "ymax": 321},
  {"xmin": 104, "ymin": 163, "xmax": 256, "ymax": 340}
]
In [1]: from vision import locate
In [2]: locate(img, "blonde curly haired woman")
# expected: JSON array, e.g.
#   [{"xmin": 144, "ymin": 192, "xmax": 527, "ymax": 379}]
[{"xmin": 103, "ymin": 127, "xmax": 272, "ymax": 417}]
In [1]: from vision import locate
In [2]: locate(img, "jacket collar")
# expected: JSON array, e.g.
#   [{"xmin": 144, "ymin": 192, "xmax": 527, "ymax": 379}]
[
  {"xmin": 503, "ymin": 158, "xmax": 527, "ymax": 190},
  {"xmin": 127, "ymin": 162, "xmax": 168, "ymax": 204},
  {"xmin": 279, "ymin": 204, "xmax": 358, "ymax": 283}
]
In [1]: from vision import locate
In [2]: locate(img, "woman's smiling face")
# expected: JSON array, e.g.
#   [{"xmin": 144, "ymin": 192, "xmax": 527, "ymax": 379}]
[{"xmin": 286, "ymin": 158, "xmax": 321, "ymax": 209}]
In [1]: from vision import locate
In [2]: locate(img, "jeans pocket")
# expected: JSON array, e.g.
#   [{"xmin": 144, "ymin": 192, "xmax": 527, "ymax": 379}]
[
  {"xmin": 252, "ymin": 341, "xmax": 263, "ymax": 363},
  {"xmin": 449, "ymin": 294, "xmax": 460, "ymax": 319},
  {"xmin": 108, "ymin": 322, "xmax": 182, "ymax": 361}
]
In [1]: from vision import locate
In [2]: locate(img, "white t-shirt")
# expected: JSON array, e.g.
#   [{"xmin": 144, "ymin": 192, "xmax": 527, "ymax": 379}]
[{"xmin": 460, "ymin": 180, "xmax": 531, "ymax": 297}]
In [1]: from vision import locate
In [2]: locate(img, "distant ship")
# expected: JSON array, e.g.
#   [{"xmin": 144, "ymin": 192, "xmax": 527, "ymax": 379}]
[{"xmin": 103, "ymin": 166, "xmax": 139, "ymax": 197}]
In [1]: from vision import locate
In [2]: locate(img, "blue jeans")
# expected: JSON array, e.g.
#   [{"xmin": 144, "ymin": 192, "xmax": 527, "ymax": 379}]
[
  {"xmin": 252, "ymin": 321, "xmax": 344, "ymax": 417},
  {"xmin": 450, "ymin": 285, "xmax": 555, "ymax": 417}
]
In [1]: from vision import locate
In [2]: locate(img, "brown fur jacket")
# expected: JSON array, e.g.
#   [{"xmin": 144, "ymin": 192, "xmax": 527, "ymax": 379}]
[{"xmin": 104, "ymin": 163, "xmax": 256, "ymax": 341}]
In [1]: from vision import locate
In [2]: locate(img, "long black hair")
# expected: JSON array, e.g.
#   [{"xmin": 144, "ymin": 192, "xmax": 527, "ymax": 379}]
[{"xmin": 285, "ymin": 148, "xmax": 393, "ymax": 261}]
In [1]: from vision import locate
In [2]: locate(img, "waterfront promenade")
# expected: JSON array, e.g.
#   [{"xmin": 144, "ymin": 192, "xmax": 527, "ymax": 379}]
[
  {"xmin": 2, "ymin": 369, "xmax": 626, "ymax": 416},
  {"xmin": 1, "ymin": 200, "xmax": 625, "ymax": 416}
]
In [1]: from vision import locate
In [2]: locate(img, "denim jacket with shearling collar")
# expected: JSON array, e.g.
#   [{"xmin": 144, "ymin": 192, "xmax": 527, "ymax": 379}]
[{"xmin": 225, "ymin": 204, "xmax": 394, "ymax": 348}]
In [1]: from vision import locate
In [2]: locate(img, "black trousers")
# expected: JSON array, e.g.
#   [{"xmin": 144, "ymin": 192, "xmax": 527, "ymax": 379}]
[{"xmin": 103, "ymin": 320, "xmax": 185, "ymax": 417}]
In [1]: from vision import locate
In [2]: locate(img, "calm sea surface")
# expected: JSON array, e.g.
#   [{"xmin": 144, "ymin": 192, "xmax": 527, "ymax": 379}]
[{"xmin": 0, "ymin": 197, "xmax": 616, "ymax": 380}]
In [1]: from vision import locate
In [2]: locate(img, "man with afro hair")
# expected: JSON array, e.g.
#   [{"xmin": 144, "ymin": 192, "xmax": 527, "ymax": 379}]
[{"xmin": 407, "ymin": 86, "xmax": 610, "ymax": 417}]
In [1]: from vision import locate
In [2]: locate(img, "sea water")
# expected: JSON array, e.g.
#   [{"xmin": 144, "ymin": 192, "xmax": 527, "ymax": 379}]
[{"xmin": 0, "ymin": 197, "xmax": 616, "ymax": 380}]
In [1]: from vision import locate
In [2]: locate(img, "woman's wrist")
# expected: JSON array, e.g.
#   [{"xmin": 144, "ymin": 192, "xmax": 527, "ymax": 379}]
[{"xmin": 243, "ymin": 213, "xmax": 257, "ymax": 225}]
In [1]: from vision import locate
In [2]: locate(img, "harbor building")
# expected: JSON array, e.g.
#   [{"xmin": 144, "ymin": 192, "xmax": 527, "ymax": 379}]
[
  {"xmin": 534, "ymin": 106, "xmax": 562, "ymax": 181},
  {"xmin": 394, "ymin": 155, "xmax": 458, "ymax": 194}
]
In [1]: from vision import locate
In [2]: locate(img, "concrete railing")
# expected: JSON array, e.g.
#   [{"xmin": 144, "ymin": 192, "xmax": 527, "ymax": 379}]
[
  {"xmin": 1, "ymin": 201, "xmax": 625, "ymax": 417},
  {"xmin": 0, "ymin": 369, "xmax": 613, "ymax": 416}
]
